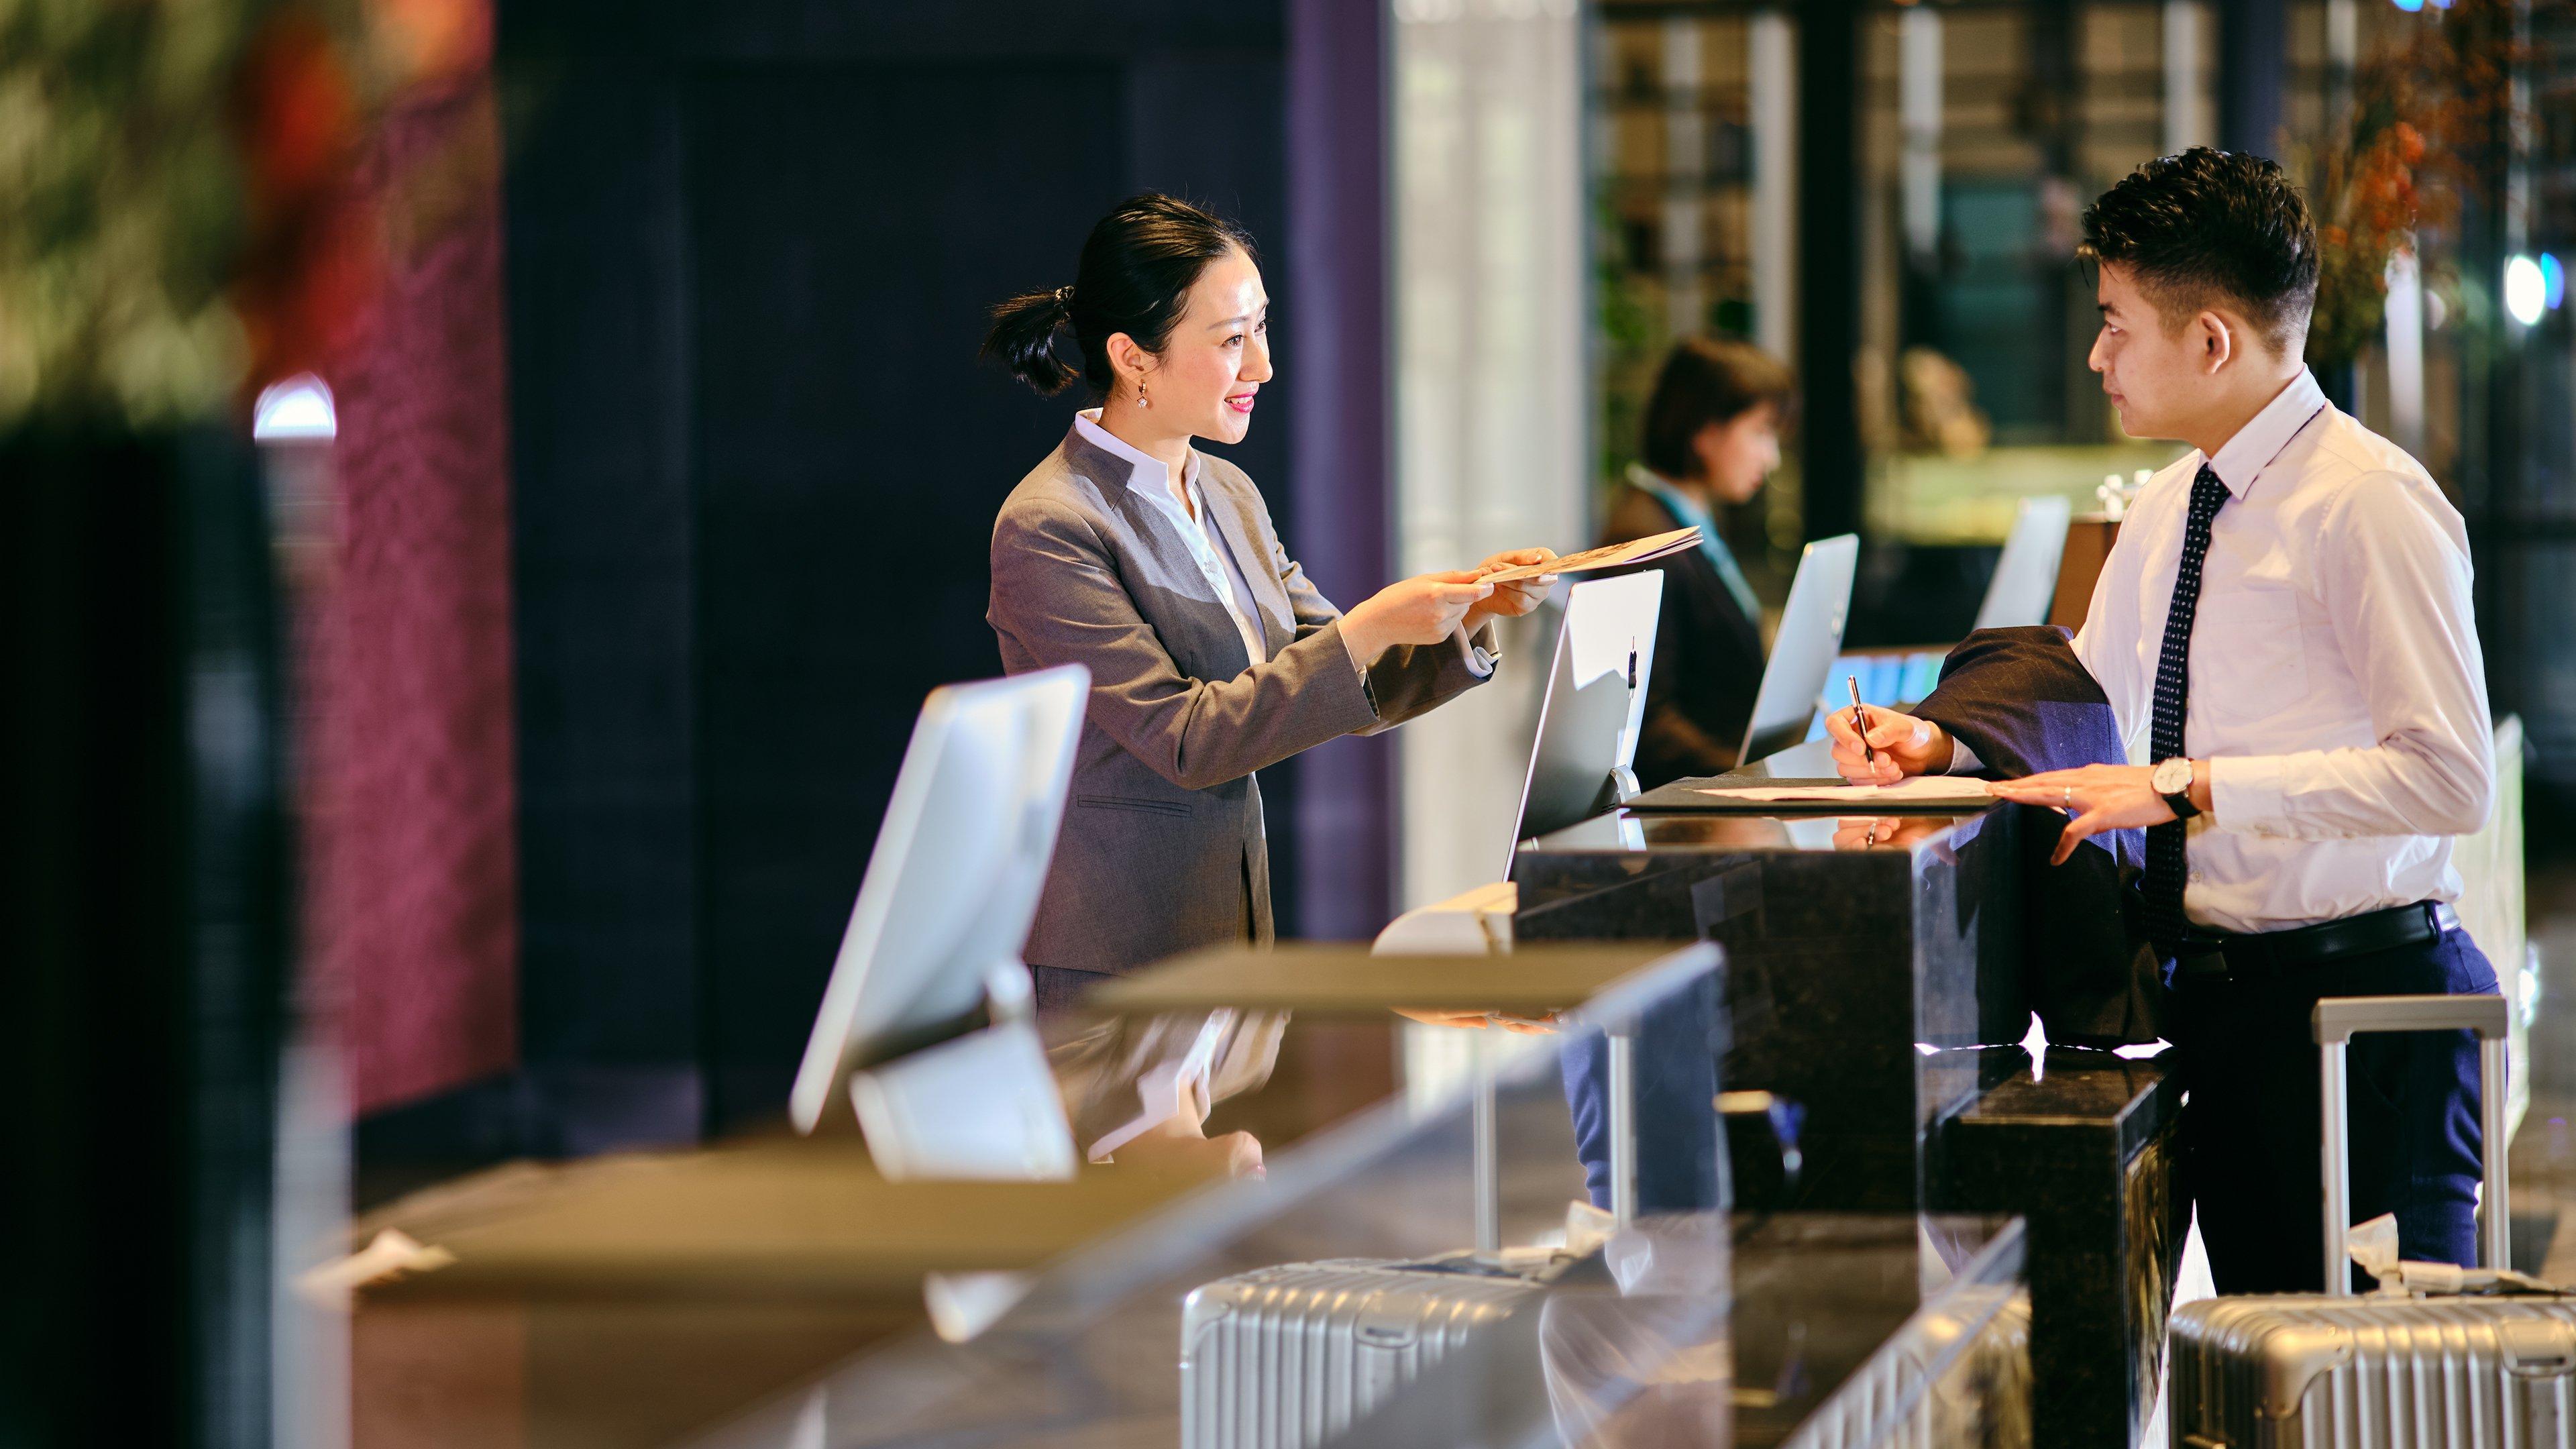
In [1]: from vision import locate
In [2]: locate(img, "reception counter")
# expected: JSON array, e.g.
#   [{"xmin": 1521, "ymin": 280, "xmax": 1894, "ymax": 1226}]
[
  {"xmin": 1511, "ymin": 743, "xmax": 2184, "ymax": 1446},
  {"xmin": 682, "ymin": 940, "xmax": 2031, "ymax": 1448},
  {"xmin": 350, "ymin": 943, "xmax": 2040, "ymax": 1448}
]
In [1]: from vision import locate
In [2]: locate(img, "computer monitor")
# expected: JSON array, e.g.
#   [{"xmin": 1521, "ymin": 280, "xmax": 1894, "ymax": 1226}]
[
  {"xmin": 1733, "ymin": 533, "xmax": 1860, "ymax": 765},
  {"xmin": 1505, "ymin": 572, "xmax": 1664, "ymax": 877},
  {"xmin": 789, "ymin": 663, "xmax": 1089, "ymax": 1134},
  {"xmin": 1971, "ymin": 494, "xmax": 2073, "ymax": 631}
]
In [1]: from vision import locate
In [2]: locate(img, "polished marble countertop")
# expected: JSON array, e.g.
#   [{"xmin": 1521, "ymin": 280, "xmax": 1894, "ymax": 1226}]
[{"xmin": 694, "ymin": 1212, "xmax": 2027, "ymax": 1449}]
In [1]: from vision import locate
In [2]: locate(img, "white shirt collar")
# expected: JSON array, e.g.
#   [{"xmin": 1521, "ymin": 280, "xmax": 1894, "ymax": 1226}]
[
  {"xmin": 1074, "ymin": 409, "xmax": 1201, "ymax": 501},
  {"xmin": 1626, "ymin": 462, "xmax": 1684, "ymax": 496},
  {"xmin": 2202, "ymin": 368, "xmax": 2328, "ymax": 500}
]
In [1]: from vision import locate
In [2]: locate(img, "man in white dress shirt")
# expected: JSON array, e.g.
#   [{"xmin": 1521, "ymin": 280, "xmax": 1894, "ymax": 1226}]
[{"xmin": 1827, "ymin": 148, "xmax": 2498, "ymax": 1293}]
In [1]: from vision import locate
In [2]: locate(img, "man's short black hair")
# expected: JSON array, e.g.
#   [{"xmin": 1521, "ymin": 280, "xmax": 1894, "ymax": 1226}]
[{"xmin": 2079, "ymin": 147, "xmax": 2318, "ymax": 354}]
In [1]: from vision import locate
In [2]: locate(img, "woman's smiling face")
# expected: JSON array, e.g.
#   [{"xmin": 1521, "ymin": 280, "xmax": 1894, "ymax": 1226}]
[{"xmin": 1138, "ymin": 246, "xmax": 1271, "ymax": 447}]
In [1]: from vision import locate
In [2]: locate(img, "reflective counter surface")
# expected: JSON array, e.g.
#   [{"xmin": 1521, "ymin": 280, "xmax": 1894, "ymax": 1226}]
[
  {"xmin": 694, "ymin": 1208, "xmax": 2027, "ymax": 1449},
  {"xmin": 352, "ymin": 945, "xmax": 2032, "ymax": 1447},
  {"xmin": 1525, "ymin": 807, "xmax": 1989, "ymax": 857}
]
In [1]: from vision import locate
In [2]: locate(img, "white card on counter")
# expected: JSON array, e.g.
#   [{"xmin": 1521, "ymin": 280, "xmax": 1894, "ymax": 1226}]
[{"xmin": 1695, "ymin": 777, "xmax": 1996, "ymax": 806}]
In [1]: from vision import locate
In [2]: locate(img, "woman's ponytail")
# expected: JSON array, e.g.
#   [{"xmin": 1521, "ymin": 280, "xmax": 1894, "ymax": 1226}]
[{"xmin": 982, "ymin": 285, "xmax": 1080, "ymax": 395}]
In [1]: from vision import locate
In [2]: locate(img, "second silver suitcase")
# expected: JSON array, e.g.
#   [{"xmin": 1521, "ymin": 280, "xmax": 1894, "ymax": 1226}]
[
  {"xmin": 2166, "ymin": 1296, "xmax": 2576, "ymax": 1447},
  {"xmin": 1180, "ymin": 1254, "xmax": 1563, "ymax": 1449},
  {"xmin": 2165, "ymin": 992, "xmax": 2576, "ymax": 1448}
]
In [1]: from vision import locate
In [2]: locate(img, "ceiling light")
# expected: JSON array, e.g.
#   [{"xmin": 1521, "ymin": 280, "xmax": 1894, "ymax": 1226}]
[{"xmin": 2504, "ymin": 255, "xmax": 2546, "ymax": 328}]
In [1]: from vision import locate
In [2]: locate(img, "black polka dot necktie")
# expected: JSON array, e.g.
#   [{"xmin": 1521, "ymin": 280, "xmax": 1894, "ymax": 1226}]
[{"xmin": 2145, "ymin": 464, "xmax": 2230, "ymax": 955}]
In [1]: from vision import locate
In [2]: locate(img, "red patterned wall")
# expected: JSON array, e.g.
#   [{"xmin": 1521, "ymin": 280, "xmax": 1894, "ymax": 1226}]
[{"xmin": 315, "ymin": 72, "xmax": 520, "ymax": 1116}]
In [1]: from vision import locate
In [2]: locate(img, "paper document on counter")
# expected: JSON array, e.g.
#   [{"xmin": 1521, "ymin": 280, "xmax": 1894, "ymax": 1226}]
[
  {"xmin": 1477, "ymin": 526, "xmax": 1700, "ymax": 584},
  {"xmin": 1695, "ymin": 777, "xmax": 1996, "ymax": 806}
]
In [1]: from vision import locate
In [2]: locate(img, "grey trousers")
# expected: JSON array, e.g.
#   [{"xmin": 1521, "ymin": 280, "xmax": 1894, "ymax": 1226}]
[{"xmin": 1030, "ymin": 965, "xmax": 1112, "ymax": 1015}]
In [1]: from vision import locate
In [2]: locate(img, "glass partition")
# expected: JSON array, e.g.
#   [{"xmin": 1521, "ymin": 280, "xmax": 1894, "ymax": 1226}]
[{"xmin": 669, "ymin": 945, "xmax": 2027, "ymax": 1448}]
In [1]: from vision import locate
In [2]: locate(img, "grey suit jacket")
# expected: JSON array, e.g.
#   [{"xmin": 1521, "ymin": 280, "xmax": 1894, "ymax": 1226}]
[{"xmin": 989, "ymin": 424, "xmax": 1494, "ymax": 975}]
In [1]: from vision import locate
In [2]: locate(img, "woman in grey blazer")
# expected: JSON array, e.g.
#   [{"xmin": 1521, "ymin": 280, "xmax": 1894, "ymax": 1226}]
[{"xmin": 983, "ymin": 195, "xmax": 1552, "ymax": 1008}]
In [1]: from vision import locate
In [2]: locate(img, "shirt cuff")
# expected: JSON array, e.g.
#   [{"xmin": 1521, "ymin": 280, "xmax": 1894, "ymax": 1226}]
[
  {"xmin": 1332, "ymin": 623, "xmax": 1383, "ymax": 716},
  {"xmin": 1943, "ymin": 735, "xmax": 1984, "ymax": 775},
  {"xmin": 2206, "ymin": 755, "xmax": 2290, "ymax": 835},
  {"xmin": 1457, "ymin": 623, "xmax": 1499, "ymax": 678},
  {"xmin": 1338, "ymin": 623, "xmax": 1371, "ymax": 678}
]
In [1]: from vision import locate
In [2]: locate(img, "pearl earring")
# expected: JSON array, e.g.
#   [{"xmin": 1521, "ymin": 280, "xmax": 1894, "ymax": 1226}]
[{"xmin": 1138, "ymin": 383, "xmax": 1150, "ymax": 409}]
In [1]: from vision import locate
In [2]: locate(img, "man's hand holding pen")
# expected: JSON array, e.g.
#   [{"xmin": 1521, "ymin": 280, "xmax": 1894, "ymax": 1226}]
[{"xmin": 1823, "ymin": 701, "xmax": 1955, "ymax": 784}]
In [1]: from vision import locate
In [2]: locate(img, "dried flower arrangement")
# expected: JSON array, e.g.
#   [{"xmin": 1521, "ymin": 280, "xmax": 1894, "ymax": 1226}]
[
  {"xmin": 0, "ymin": 1, "xmax": 379, "ymax": 429},
  {"xmin": 2301, "ymin": 0, "xmax": 2542, "ymax": 372}
]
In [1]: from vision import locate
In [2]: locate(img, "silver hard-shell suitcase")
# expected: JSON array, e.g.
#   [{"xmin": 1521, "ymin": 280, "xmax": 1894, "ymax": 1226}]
[
  {"xmin": 1179, "ymin": 1252, "xmax": 1568, "ymax": 1449},
  {"xmin": 2168, "ymin": 1296, "xmax": 2576, "ymax": 1447},
  {"xmin": 2165, "ymin": 993, "xmax": 2576, "ymax": 1447}
]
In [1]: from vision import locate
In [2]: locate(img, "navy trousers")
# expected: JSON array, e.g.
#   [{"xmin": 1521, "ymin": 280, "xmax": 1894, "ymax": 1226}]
[
  {"xmin": 1559, "ymin": 979, "xmax": 1725, "ymax": 1214},
  {"xmin": 2171, "ymin": 925, "xmax": 2499, "ymax": 1294}
]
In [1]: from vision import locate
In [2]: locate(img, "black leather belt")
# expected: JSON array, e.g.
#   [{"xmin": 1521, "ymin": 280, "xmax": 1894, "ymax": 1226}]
[{"xmin": 2174, "ymin": 901, "xmax": 2455, "ymax": 983}]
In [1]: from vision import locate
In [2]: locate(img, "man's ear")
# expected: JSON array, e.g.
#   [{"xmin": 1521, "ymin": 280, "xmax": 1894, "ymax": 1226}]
[{"xmin": 2195, "ymin": 310, "xmax": 2235, "ymax": 375}]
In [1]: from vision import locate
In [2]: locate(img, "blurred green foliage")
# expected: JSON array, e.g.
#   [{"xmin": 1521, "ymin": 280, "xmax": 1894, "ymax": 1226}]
[
  {"xmin": 0, "ymin": 1, "xmax": 256, "ymax": 425},
  {"xmin": 1591, "ymin": 187, "xmax": 1656, "ymax": 494},
  {"xmin": 0, "ymin": 0, "xmax": 370, "ymax": 429}
]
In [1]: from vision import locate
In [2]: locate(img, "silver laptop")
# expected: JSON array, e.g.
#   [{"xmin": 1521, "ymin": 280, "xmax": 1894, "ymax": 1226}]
[
  {"xmin": 1735, "ymin": 533, "xmax": 1860, "ymax": 765},
  {"xmin": 1503, "ymin": 571, "xmax": 1664, "ymax": 877},
  {"xmin": 1972, "ymin": 494, "xmax": 2073, "ymax": 631}
]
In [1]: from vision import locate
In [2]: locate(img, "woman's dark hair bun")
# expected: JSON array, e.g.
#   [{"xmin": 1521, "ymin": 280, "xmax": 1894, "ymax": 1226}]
[
  {"xmin": 985, "ymin": 285, "xmax": 1081, "ymax": 394},
  {"xmin": 982, "ymin": 193, "xmax": 1256, "ymax": 398}
]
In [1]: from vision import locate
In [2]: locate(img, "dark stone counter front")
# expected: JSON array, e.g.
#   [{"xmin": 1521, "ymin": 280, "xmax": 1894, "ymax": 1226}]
[
  {"xmin": 1937, "ymin": 1044, "xmax": 2187, "ymax": 1445},
  {"xmin": 1514, "ymin": 806, "xmax": 2024, "ymax": 1210},
  {"xmin": 1511, "ymin": 790, "xmax": 2184, "ymax": 1446}
]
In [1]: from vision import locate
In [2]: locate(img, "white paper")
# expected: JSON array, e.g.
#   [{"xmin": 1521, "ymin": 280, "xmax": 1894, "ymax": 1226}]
[{"xmin": 1693, "ymin": 777, "xmax": 1994, "ymax": 806}]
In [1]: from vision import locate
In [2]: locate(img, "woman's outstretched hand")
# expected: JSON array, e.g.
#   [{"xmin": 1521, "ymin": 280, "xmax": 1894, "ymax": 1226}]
[
  {"xmin": 1341, "ymin": 571, "xmax": 1494, "ymax": 666},
  {"xmin": 1462, "ymin": 548, "xmax": 1557, "ymax": 633}
]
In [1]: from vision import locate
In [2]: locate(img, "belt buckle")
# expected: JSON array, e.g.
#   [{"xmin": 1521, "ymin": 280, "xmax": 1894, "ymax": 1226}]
[{"xmin": 2174, "ymin": 943, "xmax": 2232, "ymax": 983}]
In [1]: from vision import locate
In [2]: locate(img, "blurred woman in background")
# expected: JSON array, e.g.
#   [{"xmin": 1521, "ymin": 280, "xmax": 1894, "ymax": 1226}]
[{"xmin": 1599, "ymin": 338, "xmax": 1795, "ymax": 786}]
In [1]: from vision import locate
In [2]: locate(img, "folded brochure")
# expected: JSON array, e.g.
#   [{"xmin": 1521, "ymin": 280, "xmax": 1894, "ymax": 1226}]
[{"xmin": 1475, "ymin": 525, "xmax": 1701, "ymax": 584}]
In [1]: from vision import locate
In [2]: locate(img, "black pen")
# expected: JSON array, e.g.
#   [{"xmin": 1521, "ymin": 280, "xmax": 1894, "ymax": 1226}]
[{"xmin": 1846, "ymin": 674, "xmax": 1876, "ymax": 768}]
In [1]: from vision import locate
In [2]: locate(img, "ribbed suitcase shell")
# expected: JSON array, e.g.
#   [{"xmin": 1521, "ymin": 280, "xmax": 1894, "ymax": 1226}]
[
  {"xmin": 1786, "ymin": 1284, "xmax": 2034, "ymax": 1449},
  {"xmin": 2167, "ymin": 1296, "xmax": 2576, "ymax": 1448},
  {"xmin": 1179, "ymin": 1258, "xmax": 1548, "ymax": 1449}
]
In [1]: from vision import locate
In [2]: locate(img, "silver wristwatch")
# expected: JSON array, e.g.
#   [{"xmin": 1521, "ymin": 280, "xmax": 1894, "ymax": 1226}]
[{"xmin": 2151, "ymin": 756, "xmax": 2200, "ymax": 821}]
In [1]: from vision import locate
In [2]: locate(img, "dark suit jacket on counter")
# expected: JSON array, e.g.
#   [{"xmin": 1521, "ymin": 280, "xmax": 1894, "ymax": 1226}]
[
  {"xmin": 1912, "ymin": 626, "xmax": 2165, "ymax": 1046},
  {"xmin": 1597, "ymin": 484, "xmax": 1766, "ymax": 788},
  {"xmin": 989, "ymin": 423, "xmax": 1493, "ymax": 976}
]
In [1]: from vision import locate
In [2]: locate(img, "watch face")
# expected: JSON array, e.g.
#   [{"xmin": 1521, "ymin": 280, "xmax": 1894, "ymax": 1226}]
[{"xmin": 2154, "ymin": 758, "xmax": 2190, "ymax": 794}]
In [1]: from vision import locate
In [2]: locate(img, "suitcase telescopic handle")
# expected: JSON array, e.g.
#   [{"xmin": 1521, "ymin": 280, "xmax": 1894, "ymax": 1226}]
[{"xmin": 2312, "ymin": 994, "xmax": 2512, "ymax": 1297}]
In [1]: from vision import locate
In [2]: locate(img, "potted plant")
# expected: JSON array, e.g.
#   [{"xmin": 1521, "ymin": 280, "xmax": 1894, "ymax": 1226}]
[
  {"xmin": 2299, "ymin": 0, "xmax": 2529, "ymax": 411},
  {"xmin": 1, "ymin": 6, "xmax": 374, "ymax": 1446}
]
